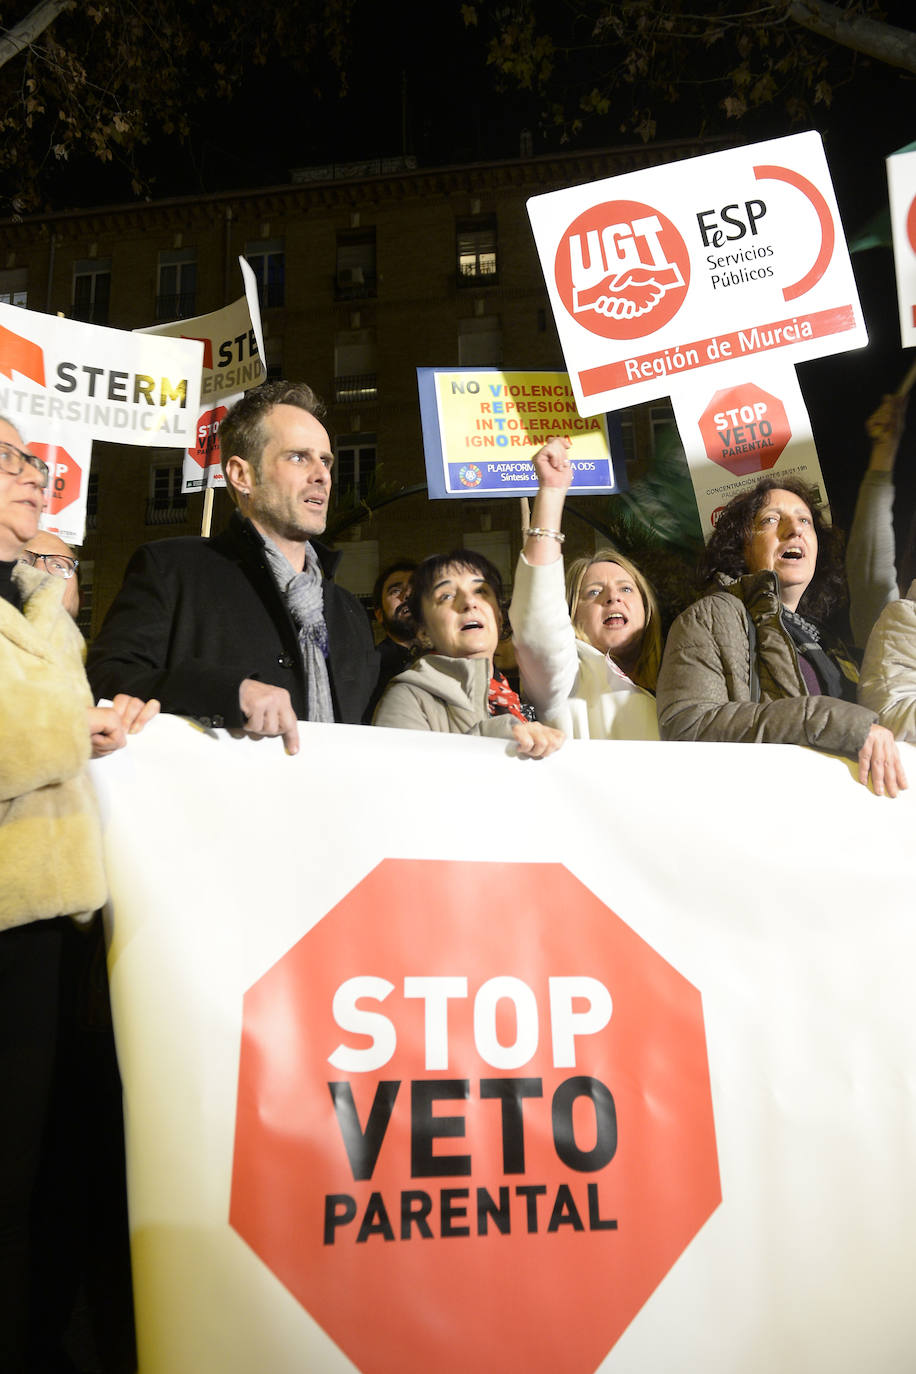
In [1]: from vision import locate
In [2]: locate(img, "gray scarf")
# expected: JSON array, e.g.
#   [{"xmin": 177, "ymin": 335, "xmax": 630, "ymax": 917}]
[{"xmin": 261, "ymin": 537, "xmax": 335, "ymax": 724}]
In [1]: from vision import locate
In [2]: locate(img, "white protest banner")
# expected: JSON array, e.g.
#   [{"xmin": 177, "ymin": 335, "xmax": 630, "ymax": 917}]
[
  {"xmin": 0, "ymin": 304, "xmax": 202, "ymax": 544},
  {"xmin": 0, "ymin": 302, "xmax": 202, "ymax": 445},
  {"xmin": 527, "ymin": 132, "xmax": 866, "ymax": 416},
  {"xmin": 670, "ymin": 361, "xmax": 827, "ymax": 539},
  {"xmin": 418, "ymin": 368, "xmax": 620, "ymax": 498},
  {"xmin": 31, "ymin": 430, "xmax": 93, "ymax": 547},
  {"xmin": 887, "ymin": 141, "xmax": 916, "ymax": 350},
  {"xmin": 138, "ymin": 257, "xmax": 267, "ymax": 493},
  {"xmin": 92, "ymin": 718, "xmax": 916, "ymax": 1374}
]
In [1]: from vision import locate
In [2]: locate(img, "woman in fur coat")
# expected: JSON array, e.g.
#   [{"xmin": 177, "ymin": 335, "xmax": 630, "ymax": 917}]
[{"xmin": 0, "ymin": 415, "xmax": 156, "ymax": 1372}]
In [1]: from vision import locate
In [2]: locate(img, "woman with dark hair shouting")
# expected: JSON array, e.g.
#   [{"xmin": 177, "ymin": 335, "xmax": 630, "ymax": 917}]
[
  {"xmin": 373, "ymin": 548, "xmax": 564, "ymax": 759},
  {"xmin": 656, "ymin": 476, "xmax": 906, "ymax": 797}
]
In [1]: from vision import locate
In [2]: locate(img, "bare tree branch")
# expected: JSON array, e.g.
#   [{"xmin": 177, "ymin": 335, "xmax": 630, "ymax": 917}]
[
  {"xmin": 787, "ymin": 0, "xmax": 916, "ymax": 74},
  {"xmin": 0, "ymin": 0, "xmax": 74, "ymax": 71}
]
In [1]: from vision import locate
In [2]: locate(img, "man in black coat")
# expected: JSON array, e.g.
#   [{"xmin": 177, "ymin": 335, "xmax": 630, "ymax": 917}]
[{"xmin": 87, "ymin": 381, "xmax": 378, "ymax": 753}]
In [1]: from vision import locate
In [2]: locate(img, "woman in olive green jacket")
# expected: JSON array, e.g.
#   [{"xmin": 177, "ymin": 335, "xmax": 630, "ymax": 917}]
[{"xmin": 657, "ymin": 476, "xmax": 906, "ymax": 797}]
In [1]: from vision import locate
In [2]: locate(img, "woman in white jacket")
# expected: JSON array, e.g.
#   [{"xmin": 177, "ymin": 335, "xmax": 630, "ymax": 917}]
[
  {"xmin": 509, "ymin": 437, "xmax": 661, "ymax": 740},
  {"xmin": 859, "ymin": 582, "xmax": 916, "ymax": 742}
]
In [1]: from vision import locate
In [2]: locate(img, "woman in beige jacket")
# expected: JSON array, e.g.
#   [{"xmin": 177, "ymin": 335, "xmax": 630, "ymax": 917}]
[{"xmin": 374, "ymin": 548, "xmax": 564, "ymax": 759}]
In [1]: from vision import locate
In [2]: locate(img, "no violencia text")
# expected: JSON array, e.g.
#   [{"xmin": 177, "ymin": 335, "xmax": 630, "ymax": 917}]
[{"xmin": 439, "ymin": 375, "xmax": 604, "ymax": 448}]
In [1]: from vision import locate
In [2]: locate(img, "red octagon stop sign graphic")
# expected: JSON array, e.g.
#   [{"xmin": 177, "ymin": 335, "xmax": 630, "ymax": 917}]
[
  {"xmin": 188, "ymin": 404, "xmax": 228, "ymax": 469},
  {"xmin": 230, "ymin": 860, "xmax": 720, "ymax": 1373},
  {"xmin": 30, "ymin": 442, "xmax": 80, "ymax": 514},
  {"xmin": 698, "ymin": 383, "xmax": 791, "ymax": 477}
]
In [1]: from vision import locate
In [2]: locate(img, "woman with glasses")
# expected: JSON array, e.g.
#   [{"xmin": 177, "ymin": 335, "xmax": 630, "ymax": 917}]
[{"xmin": 0, "ymin": 418, "xmax": 156, "ymax": 1371}]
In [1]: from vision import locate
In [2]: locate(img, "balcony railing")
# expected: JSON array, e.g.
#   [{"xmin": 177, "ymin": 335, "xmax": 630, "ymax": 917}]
[
  {"xmin": 334, "ymin": 373, "xmax": 378, "ymax": 404},
  {"xmin": 334, "ymin": 269, "xmax": 377, "ymax": 301},
  {"xmin": 457, "ymin": 264, "xmax": 498, "ymax": 289},
  {"xmin": 145, "ymin": 500, "xmax": 189, "ymax": 526}
]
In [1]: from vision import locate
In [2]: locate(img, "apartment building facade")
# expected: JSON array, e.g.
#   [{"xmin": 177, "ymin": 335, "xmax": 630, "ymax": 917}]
[{"xmin": 0, "ymin": 140, "xmax": 709, "ymax": 635}]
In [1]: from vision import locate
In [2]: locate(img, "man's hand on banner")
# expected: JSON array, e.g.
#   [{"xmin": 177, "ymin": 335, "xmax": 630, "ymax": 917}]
[
  {"xmin": 111, "ymin": 694, "xmax": 160, "ymax": 735},
  {"xmin": 238, "ymin": 679, "xmax": 300, "ymax": 755}
]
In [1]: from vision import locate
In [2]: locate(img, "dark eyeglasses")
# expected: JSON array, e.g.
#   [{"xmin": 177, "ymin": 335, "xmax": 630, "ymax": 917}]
[
  {"xmin": 19, "ymin": 549, "xmax": 79, "ymax": 579},
  {"xmin": 0, "ymin": 441, "xmax": 49, "ymax": 489}
]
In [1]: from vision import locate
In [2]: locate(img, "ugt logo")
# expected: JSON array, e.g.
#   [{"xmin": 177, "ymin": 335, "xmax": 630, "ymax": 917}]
[{"xmin": 555, "ymin": 199, "xmax": 690, "ymax": 342}]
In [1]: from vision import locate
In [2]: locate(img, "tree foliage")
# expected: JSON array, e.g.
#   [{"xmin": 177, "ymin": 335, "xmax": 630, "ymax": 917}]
[
  {"xmin": 462, "ymin": 0, "xmax": 915, "ymax": 145},
  {"xmin": 0, "ymin": 0, "xmax": 353, "ymax": 212}
]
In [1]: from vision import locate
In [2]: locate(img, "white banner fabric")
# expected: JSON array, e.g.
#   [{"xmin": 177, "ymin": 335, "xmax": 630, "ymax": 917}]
[
  {"xmin": 887, "ymin": 144, "xmax": 916, "ymax": 350},
  {"xmin": 0, "ymin": 303, "xmax": 202, "ymax": 446},
  {"xmin": 91, "ymin": 719, "xmax": 916, "ymax": 1374},
  {"xmin": 138, "ymin": 257, "xmax": 267, "ymax": 493}
]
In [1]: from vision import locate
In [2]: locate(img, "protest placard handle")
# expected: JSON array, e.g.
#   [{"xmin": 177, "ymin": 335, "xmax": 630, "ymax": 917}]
[
  {"xmin": 896, "ymin": 358, "xmax": 916, "ymax": 397},
  {"xmin": 201, "ymin": 485, "xmax": 214, "ymax": 538}
]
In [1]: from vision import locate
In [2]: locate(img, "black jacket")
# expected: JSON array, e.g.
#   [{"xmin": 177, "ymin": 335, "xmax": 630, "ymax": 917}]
[{"xmin": 86, "ymin": 512, "xmax": 378, "ymax": 726}]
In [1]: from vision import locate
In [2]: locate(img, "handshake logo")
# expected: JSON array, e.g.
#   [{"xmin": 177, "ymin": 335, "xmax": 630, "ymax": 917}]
[
  {"xmin": 556, "ymin": 200, "xmax": 691, "ymax": 341},
  {"xmin": 573, "ymin": 260, "xmax": 685, "ymax": 322}
]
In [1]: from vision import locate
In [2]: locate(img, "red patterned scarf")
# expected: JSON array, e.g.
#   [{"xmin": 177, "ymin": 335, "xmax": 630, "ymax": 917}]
[{"xmin": 487, "ymin": 670, "xmax": 533, "ymax": 722}]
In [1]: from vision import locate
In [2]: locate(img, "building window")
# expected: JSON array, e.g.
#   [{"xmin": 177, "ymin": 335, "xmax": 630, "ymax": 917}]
[
  {"xmin": 76, "ymin": 559, "xmax": 94, "ymax": 639},
  {"xmin": 456, "ymin": 215, "xmax": 497, "ymax": 286},
  {"xmin": 146, "ymin": 461, "xmax": 188, "ymax": 525},
  {"xmin": 72, "ymin": 259, "xmax": 111, "ymax": 325},
  {"xmin": 617, "ymin": 408, "xmax": 637, "ymax": 468},
  {"xmin": 335, "ymin": 434, "xmax": 377, "ymax": 499},
  {"xmin": 650, "ymin": 402, "xmax": 676, "ymax": 456},
  {"xmin": 85, "ymin": 472, "xmax": 99, "ymax": 531},
  {"xmin": 246, "ymin": 238, "xmax": 285, "ymax": 308},
  {"xmin": 334, "ymin": 329, "xmax": 377, "ymax": 403},
  {"xmin": 0, "ymin": 267, "xmax": 27, "ymax": 307},
  {"xmin": 458, "ymin": 316, "xmax": 502, "ymax": 367},
  {"xmin": 615, "ymin": 401, "xmax": 677, "ymax": 480},
  {"xmin": 335, "ymin": 230, "xmax": 377, "ymax": 299},
  {"xmin": 157, "ymin": 250, "xmax": 197, "ymax": 320}
]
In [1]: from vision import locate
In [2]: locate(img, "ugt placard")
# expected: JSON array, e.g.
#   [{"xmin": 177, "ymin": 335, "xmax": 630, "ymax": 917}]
[{"xmin": 527, "ymin": 132, "xmax": 866, "ymax": 416}]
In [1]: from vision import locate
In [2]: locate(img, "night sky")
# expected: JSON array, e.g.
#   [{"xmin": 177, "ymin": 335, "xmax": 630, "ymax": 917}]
[{"xmin": 30, "ymin": 0, "xmax": 916, "ymax": 531}]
